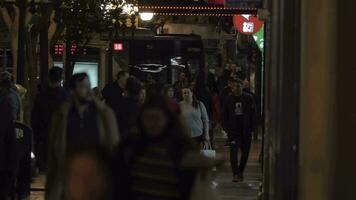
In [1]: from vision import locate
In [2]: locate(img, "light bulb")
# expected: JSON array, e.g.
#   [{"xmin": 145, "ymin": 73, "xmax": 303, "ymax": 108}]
[{"xmin": 139, "ymin": 12, "xmax": 154, "ymax": 21}]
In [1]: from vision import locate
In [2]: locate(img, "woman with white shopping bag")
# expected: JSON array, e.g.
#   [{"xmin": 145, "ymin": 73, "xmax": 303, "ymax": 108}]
[{"xmin": 179, "ymin": 87, "xmax": 210, "ymax": 147}]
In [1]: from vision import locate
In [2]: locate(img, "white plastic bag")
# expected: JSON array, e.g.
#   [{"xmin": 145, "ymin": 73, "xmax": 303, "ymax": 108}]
[{"xmin": 200, "ymin": 142, "xmax": 216, "ymax": 159}]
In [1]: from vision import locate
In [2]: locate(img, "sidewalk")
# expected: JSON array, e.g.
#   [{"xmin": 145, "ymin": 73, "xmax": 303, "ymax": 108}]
[
  {"xmin": 214, "ymin": 137, "xmax": 262, "ymax": 200},
  {"xmin": 30, "ymin": 139, "xmax": 263, "ymax": 200}
]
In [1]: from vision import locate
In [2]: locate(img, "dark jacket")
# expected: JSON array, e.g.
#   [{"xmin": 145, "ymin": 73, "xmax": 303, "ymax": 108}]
[
  {"xmin": 31, "ymin": 87, "xmax": 68, "ymax": 143},
  {"xmin": 102, "ymin": 82, "xmax": 124, "ymax": 111},
  {"xmin": 222, "ymin": 92, "xmax": 257, "ymax": 138},
  {"xmin": 0, "ymin": 96, "xmax": 16, "ymax": 173},
  {"xmin": 0, "ymin": 89, "xmax": 21, "ymax": 120},
  {"xmin": 115, "ymin": 97, "xmax": 141, "ymax": 140},
  {"xmin": 220, "ymin": 86, "xmax": 232, "ymax": 106}
]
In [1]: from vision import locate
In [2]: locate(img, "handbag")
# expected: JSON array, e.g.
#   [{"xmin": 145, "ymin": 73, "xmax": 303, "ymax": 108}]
[
  {"xmin": 200, "ymin": 142, "xmax": 217, "ymax": 171},
  {"xmin": 200, "ymin": 142, "xmax": 216, "ymax": 159}
]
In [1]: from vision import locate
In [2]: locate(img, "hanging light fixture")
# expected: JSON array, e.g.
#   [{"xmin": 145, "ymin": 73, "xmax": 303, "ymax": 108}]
[{"xmin": 139, "ymin": 12, "xmax": 153, "ymax": 21}]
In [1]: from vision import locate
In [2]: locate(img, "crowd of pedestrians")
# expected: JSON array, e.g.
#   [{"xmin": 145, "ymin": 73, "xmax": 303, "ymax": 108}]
[{"xmin": 0, "ymin": 62, "xmax": 258, "ymax": 199}]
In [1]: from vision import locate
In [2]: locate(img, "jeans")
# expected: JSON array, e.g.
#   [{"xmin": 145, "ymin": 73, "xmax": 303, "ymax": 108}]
[
  {"xmin": 35, "ymin": 141, "xmax": 48, "ymax": 172},
  {"xmin": 230, "ymin": 132, "xmax": 252, "ymax": 176}
]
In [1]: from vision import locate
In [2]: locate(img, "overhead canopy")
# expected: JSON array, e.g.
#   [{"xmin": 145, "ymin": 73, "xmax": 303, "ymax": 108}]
[{"xmin": 138, "ymin": 0, "xmax": 262, "ymax": 16}]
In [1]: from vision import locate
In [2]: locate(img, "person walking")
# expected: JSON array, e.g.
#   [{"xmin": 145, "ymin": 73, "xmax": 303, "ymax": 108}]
[
  {"xmin": 115, "ymin": 77, "xmax": 142, "ymax": 141},
  {"xmin": 220, "ymin": 77, "xmax": 236, "ymax": 146},
  {"xmin": 65, "ymin": 148, "xmax": 113, "ymax": 200},
  {"xmin": 222, "ymin": 78, "xmax": 257, "ymax": 182},
  {"xmin": 112, "ymin": 95, "xmax": 219, "ymax": 200},
  {"xmin": 0, "ymin": 72, "xmax": 17, "ymax": 200},
  {"xmin": 31, "ymin": 67, "xmax": 69, "ymax": 172},
  {"xmin": 163, "ymin": 84, "xmax": 180, "ymax": 114},
  {"xmin": 46, "ymin": 73, "xmax": 119, "ymax": 200},
  {"xmin": 174, "ymin": 71, "xmax": 190, "ymax": 101},
  {"xmin": 102, "ymin": 70, "xmax": 129, "ymax": 111},
  {"xmin": 220, "ymin": 77, "xmax": 235, "ymax": 106},
  {"xmin": 179, "ymin": 87, "xmax": 210, "ymax": 145},
  {"xmin": 0, "ymin": 71, "xmax": 20, "ymax": 120}
]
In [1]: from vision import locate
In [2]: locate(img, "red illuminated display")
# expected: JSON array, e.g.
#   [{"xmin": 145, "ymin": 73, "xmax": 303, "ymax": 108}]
[
  {"xmin": 54, "ymin": 43, "xmax": 87, "ymax": 56},
  {"xmin": 54, "ymin": 44, "xmax": 64, "ymax": 55},
  {"xmin": 113, "ymin": 43, "xmax": 124, "ymax": 51}
]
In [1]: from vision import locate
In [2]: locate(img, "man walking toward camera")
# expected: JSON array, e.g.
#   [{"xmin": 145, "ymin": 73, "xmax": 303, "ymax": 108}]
[{"xmin": 222, "ymin": 78, "xmax": 257, "ymax": 182}]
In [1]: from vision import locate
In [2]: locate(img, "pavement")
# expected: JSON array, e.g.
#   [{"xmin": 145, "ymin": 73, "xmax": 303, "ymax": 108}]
[{"xmin": 215, "ymin": 140, "xmax": 262, "ymax": 200}]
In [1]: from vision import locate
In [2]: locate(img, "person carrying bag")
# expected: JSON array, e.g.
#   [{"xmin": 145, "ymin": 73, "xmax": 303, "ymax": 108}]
[{"xmin": 179, "ymin": 87, "xmax": 210, "ymax": 146}]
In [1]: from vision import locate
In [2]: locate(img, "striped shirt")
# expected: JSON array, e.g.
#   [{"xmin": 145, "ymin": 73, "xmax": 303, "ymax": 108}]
[{"xmin": 130, "ymin": 143, "xmax": 181, "ymax": 200}]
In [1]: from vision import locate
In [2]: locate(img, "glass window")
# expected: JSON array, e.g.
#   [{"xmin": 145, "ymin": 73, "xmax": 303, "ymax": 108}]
[{"xmin": 54, "ymin": 61, "xmax": 99, "ymax": 88}]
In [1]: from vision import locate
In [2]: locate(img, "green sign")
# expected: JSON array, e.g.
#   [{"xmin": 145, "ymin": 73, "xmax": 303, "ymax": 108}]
[{"xmin": 253, "ymin": 25, "xmax": 264, "ymax": 53}]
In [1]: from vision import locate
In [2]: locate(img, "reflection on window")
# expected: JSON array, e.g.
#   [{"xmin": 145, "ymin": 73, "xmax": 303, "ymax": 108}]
[{"xmin": 54, "ymin": 61, "xmax": 99, "ymax": 88}]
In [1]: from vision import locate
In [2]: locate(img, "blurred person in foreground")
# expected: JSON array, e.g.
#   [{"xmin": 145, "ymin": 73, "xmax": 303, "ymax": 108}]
[
  {"xmin": 0, "ymin": 72, "xmax": 17, "ymax": 199},
  {"xmin": 222, "ymin": 78, "xmax": 257, "ymax": 182},
  {"xmin": 65, "ymin": 148, "xmax": 112, "ymax": 200},
  {"xmin": 46, "ymin": 73, "xmax": 119, "ymax": 200},
  {"xmin": 92, "ymin": 87, "xmax": 103, "ymax": 100},
  {"xmin": 31, "ymin": 67, "xmax": 69, "ymax": 172},
  {"xmin": 179, "ymin": 87, "xmax": 210, "ymax": 146},
  {"xmin": 112, "ymin": 95, "xmax": 219, "ymax": 200}
]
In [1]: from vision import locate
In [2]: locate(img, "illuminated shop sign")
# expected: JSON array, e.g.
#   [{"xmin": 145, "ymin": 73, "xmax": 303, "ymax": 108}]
[
  {"xmin": 54, "ymin": 43, "xmax": 88, "ymax": 56},
  {"xmin": 113, "ymin": 42, "xmax": 124, "ymax": 51},
  {"xmin": 233, "ymin": 15, "xmax": 263, "ymax": 35}
]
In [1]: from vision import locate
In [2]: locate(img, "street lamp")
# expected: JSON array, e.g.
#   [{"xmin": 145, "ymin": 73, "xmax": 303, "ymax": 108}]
[{"xmin": 139, "ymin": 12, "xmax": 153, "ymax": 21}]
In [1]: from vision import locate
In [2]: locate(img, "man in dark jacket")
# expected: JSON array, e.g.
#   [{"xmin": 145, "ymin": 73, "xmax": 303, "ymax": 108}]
[
  {"xmin": 46, "ymin": 73, "xmax": 119, "ymax": 200},
  {"xmin": 102, "ymin": 70, "xmax": 129, "ymax": 111},
  {"xmin": 220, "ymin": 77, "xmax": 235, "ymax": 146},
  {"xmin": 31, "ymin": 67, "xmax": 68, "ymax": 171},
  {"xmin": 0, "ymin": 71, "xmax": 17, "ymax": 199},
  {"xmin": 115, "ymin": 77, "xmax": 142, "ymax": 141},
  {"xmin": 222, "ymin": 78, "xmax": 257, "ymax": 182}
]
